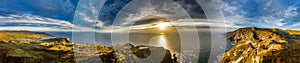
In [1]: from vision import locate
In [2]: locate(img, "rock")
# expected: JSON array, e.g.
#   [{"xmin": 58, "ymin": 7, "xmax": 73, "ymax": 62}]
[
  {"xmin": 40, "ymin": 37, "xmax": 74, "ymax": 46},
  {"xmin": 112, "ymin": 44, "xmax": 173, "ymax": 63},
  {"xmin": 222, "ymin": 27, "xmax": 300, "ymax": 63},
  {"xmin": 47, "ymin": 45, "xmax": 72, "ymax": 51},
  {"xmin": 0, "ymin": 40, "xmax": 9, "ymax": 43}
]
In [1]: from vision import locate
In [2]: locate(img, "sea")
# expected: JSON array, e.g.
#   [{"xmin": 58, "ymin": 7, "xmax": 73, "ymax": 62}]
[{"xmin": 46, "ymin": 31, "xmax": 226, "ymax": 63}]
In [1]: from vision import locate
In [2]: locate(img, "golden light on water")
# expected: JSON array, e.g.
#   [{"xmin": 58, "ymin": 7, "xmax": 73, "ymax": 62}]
[
  {"xmin": 156, "ymin": 22, "xmax": 171, "ymax": 49},
  {"xmin": 149, "ymin": 35, "xmax": 168, "ymax": 49},
  {"xmin": 159, "ymin": 35, "xmax": 167, "ymax": 49}
]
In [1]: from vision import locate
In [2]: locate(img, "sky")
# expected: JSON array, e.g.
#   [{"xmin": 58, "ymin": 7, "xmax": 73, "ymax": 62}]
[{"xmin": 0, "ymin": 0, "xmax": 300, "ymax": 32}]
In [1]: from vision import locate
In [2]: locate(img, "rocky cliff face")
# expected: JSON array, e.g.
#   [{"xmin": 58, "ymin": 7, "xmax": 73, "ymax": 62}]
[
  {"xmin": 0, "ymin": 31, "xmax": 172, "ymax": 63},
  {"xmin": 222, "ymin": 27, "xmax": 300, "ymax": 63}
]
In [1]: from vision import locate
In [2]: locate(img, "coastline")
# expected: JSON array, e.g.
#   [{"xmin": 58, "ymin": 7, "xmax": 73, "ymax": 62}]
[{"xmin": 0, "ymin": 31, "xmax": 174, "ymax": 63}]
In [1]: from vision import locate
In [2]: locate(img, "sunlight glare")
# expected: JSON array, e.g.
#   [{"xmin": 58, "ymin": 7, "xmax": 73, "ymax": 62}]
[
  {"xmin": 159, "ymin": 35, "xmax": 167, "ymax": 49},
  {"xmin": 157, "ymin": 22, "xmax": 170, "ymax": 30}
]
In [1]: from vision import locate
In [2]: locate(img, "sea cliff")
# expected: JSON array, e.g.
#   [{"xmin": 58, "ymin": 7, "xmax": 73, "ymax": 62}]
[{"xmin": 222, "ymin": 27, "xmax": 300, "ymax": 63}]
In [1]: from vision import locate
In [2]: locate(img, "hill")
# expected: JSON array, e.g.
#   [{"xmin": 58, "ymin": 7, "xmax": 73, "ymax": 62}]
[{"xmin": 222, "ymin": 27, "xmax": 300, "ymax": 63}]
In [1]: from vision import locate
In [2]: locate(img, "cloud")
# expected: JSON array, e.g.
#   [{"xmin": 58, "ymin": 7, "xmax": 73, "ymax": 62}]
[
  {"xmin": 217, "ymin": 0, "xmax": 299, "ymax": 30},
  {"xmin": 96, "ymin": 18, "xmax": 242, "ymax": 33},
  {"xmin": 0, "ymin": 14, "xmax": 74, "ymax": 27},
  {"xmin": 257, "ymin": 5, "xmax": 298, "ymax": 27},
  {"xmin": 219, "ymin": 0, "xmax": 299, "ymax": 28},
  {"xmin": 98, "ymin": 0, "xmax": 132, "ymax": 26},
  {"xmin": 175, "ymin": 19, "xmax": 242, "ymax": 28},
  {"xmin": 219, "ymin": 1, "xmax": 238, "ymax": 16},
  {"xmin": 284, "ymin": 6, "xmax": 298, "ymax": 18},
  {"xmin": 217, "ymin": 0, "xmax": 250, "ymax": 27},
  {"xmin": 0, "ymin": 26, "xmax": 74, "ymax": 32},
  {"xmin": 0, "ymin": 14, "xmax": 94, "ymax": 31},
  {"xmin": 111, "ymin": 0, "xmax": 194, "ymax": 27},
  {"xmin": 73, "ymin": 0, "xmax": 106, "ymax": 28},
  {"xmin": 0, "ymin": 0, "xmax": 78, "ymax": 21},
  {"xmin": 96, "ymin": 0, "xmax": 243, "ymax": 33},
  {"xmin": 96, "ymin": 0, "xmax": 189, "ymax": 32},
  {"xmin": 173, "ymin": 0, "xmax": 206, "ymax": 19}
]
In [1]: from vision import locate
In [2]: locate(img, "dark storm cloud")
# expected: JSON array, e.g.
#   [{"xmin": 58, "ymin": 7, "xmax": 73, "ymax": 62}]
[
  {"xmin": 98, "ymin": 0, "xmax": 206, "ymax": 27},
  {"xmin": 174, "ymin": 0, "xmax": 206, "ymax": 19},
  {"xmin": 99, "ymin": 0, "xmax": 132, "ymax": 26}
]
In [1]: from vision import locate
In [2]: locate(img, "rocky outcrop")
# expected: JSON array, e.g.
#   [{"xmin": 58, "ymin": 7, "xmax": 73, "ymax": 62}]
[
  {"xmin": 0, "ymin": 31, "xmax": 172, "ymax": 63},
  {"xmin": 222, "ymin": 27, "xmax": 300, "ymax": 63}
]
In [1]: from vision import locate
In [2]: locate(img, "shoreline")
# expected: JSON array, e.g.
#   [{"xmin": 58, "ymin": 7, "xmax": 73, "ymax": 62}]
[{"xmin": 0, "ymin": 31, "xmax": 175, "ymax": 63}]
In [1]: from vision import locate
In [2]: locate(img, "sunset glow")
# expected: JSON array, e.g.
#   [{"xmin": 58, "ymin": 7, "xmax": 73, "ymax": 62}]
[{"xmin": 157, "ymin": 22, "xmax": 171, "ymax": 30}]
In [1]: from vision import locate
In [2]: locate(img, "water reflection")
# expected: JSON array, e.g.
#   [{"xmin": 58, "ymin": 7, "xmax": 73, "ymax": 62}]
[
  {"xmin": 149, "ymin": 34, "xmax": 168, "ymax": 49},
  {"xmin": 145, "ymin": 33, "xmax": 181, "ymax": 54},
  {"xmin": 159, "ymin": 34, "xmax": 167, "ymax": 49}
]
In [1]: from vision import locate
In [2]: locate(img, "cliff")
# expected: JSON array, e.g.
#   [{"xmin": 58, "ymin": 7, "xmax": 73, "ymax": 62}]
[
  {"xmin": 222, "ymin": 27, "xmax": 300, "ymax": 63},
  {"xmin": 0, "ymin": 31, "xmax": 172, "ymax": 63}
]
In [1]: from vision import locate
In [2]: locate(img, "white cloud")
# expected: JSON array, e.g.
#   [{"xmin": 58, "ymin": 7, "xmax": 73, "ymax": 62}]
[
  {"xmin": 219, "ymin": 1, "xmax": 238, "ymax": 16},
  {"xmin": 73, "ymin": 0, "xmax": 106, "ymax": 28},
  {"xmin": 0, "ymin": 14, "xmax": 74, "ymax": 27},
  {"xmin": 219, "ymin": 0, "xmax": 299, "ymax": 28},
  {"xmin": 285, "ymin": 22, "xmax": 300, "ymax": 30},
  {"xmin": 0, "ymin": 14, "xmax": 95, "ymax": 31},
  {"xmin": 217, "ymin": 0, "xmax": 250, "ymax": 27},
  {"xmin": 120, "ymin": 7, "xmax": 158, "ymax": 25},
  {"xmin": 0, "ymin": 26, "xmax": 73, "ymax": 32},
  {"xmin": 176, "ymin": 19, "xmax": 242, "ymax": 28},
  {"xmin": 258, "ymin": 5, "xmax": 297, "ymax": 27},
  {"xmin": 284, "ymin": 6, "xmax": 298, "ymax": 18},
  {"xmin": 260, "ymin": 16, "xmax": 285, "ymax": 27}
]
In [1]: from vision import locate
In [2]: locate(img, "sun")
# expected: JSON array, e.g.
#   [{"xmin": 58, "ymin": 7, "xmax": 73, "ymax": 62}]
[{"xmin": 157, "ymin": 22, "xmax": 170, "ymax": 30}]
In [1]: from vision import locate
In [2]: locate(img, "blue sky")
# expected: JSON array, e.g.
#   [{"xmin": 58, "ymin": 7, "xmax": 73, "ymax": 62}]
[
  {"xmin": 221, "ymin": 0, "xmax": 300, "ymax": 29},
  {"xmin": 0, "ymin": 0, "xmax": 299, "ymax": 31}
]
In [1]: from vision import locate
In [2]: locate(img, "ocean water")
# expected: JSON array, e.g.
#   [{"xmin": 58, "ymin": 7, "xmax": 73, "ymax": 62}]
[{"xmin": 46, "ymin": 31, "xmax": 214, "ymax": 63}]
